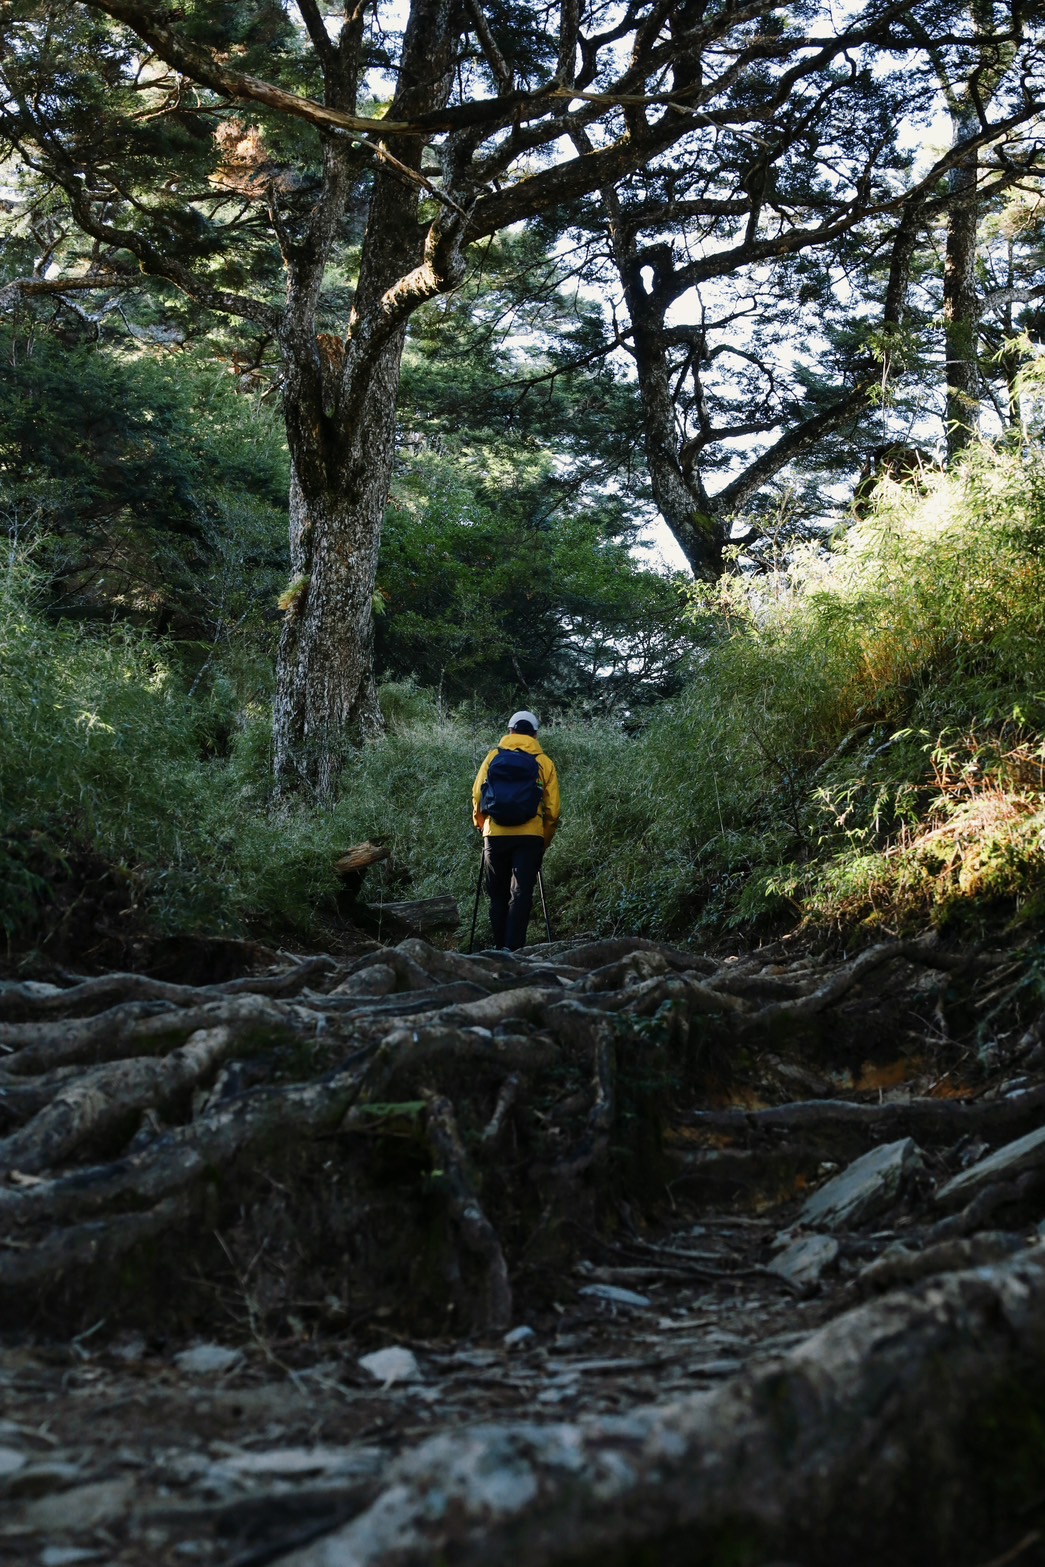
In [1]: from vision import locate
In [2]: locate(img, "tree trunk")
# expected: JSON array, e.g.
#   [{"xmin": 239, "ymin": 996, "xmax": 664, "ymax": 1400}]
[
  {"xmin": 272, "ymin": 420, "xmax": 392, "ymax": 795},
  {"xmin": 634, "ymin": 309, "xmax": 728, "ymax": 581},
  {"xmin": 603, "ymin": 200, "xmax": 921, "ymax": 580},
  {"xmin": 938, "ymin": 1, "xmax": 1015, "ymax": 459},
  {"xmin": 600, "ymin": 196, "xmax": 727, "ymax": 581},
  {"xmin": 272, "ymin": 0, "xmax": 460, "ymax": 795},
  {"xmin": 943, "ymin": 113, "xmax": 981, "ymax": 459}
]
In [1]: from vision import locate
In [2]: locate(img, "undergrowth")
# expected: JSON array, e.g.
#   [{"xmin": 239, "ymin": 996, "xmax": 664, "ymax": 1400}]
[
  {"xmin": 3, "ymin": 442, "xmax": 1045, "ymax": 961},
  {"xmin": 662, "ymin": 443, "xmax": 1045, "ymax": 940}
]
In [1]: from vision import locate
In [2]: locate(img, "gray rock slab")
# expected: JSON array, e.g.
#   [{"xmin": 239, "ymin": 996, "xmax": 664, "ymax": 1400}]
[
  {"xmin": 9, "ymin": 1477, "xmax": 136, "ymax": 1536},
  {"xmin": 799, "ymin": 1139, "xmax": 922, "ymax": 1231},
  {"xmin": 358, "ymin": 1347, "xmax": 422, "ymax": 1385},
  {"xmin": 577, "ymin": 1284, "xmax": 651, "ymax": 1309},
  {"xmin": 220, "ymin": 1446, "xmax": 373, "ymax": 1479},
  {"xmin": 768, "ymin": 1233, "xmax": 840, "ymax": 1292},
  {"xmin": 173, "ymin": 1344, "xmax": 244, "ymax": 1377},
  {"xmin": 935, "ymin": 1124, "xmax": 1045, "ymax": 1210}
]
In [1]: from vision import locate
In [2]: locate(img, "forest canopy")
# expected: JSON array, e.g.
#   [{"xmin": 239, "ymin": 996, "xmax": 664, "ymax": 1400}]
[{"xmin": 2, "ymin": 0, "xmax": 1043, "ymax": 792}]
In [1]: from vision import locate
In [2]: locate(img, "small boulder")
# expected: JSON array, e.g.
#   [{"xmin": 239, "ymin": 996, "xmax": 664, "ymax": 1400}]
[
  {"xmin": 799, "ymin": 1139, "xmax": 923, "ymax": 1231},
  {"xmin": 358, "ymin": 1346, "xmax": 422, "ymax": 1385},
  {"xmin": 173, "ymin": 1343, "xmax": 243, "ymax": 1376},
  {"xmin": 768, "ymin": 1233, "xmax": 840, "ymax": 1292},
  {"xmin": 935, "ymin": 1124, "xmax": 1045, "ymax": 1211},
  {"xmin": 503, "ymin": 1325, "xmax": 536, "ymax": 1349}
]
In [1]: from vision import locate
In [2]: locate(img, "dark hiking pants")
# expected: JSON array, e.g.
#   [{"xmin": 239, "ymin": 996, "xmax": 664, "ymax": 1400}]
[{"xmin": 483, "ymin": 835, "xmax": 544, "ymax": 951}]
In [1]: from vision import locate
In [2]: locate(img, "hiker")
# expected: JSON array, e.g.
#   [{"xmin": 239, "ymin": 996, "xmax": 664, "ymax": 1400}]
[{"xmin": 472, "ymin": 710, "xmax": 560, "ymax": 952}]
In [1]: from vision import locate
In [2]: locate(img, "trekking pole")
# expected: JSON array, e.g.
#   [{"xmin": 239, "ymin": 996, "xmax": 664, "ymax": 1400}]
[
  {"xmin": 466, "ymin": 848, "xmax": 485, "ymax": 953},
  {"xmin": 537, "ymin": 868, "xmax": 553, "ymax": 943}
]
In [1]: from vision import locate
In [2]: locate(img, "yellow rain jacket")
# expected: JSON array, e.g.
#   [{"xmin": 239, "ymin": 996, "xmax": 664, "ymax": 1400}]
[{"xmin": 472, "ymin": 732, "xmax": 560, "ymax": 846}]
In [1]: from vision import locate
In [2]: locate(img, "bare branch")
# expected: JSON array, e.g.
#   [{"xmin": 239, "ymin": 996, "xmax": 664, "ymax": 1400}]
[
  {"xmin": 463, "ymin": 0, "xmax": 514, "ymax": 93},
  {"xmin": 0, "ymin": 271, "xmax": 130, "ymax": 315},
  {"xmin": 295, "ymin": 0, "xmax": 336, "ymax": 73}
]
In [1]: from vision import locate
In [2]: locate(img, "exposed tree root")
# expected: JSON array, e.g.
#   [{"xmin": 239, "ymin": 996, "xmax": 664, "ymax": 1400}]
[
  {"xmin": 0, "ymin": 1024, "xmax": 237, "ymax": 1176},
  {"xmin": 849, "ymin": 1230, "xmax": 1027, "ymax": 1298},
  {"xmin": 684, "ymin": 1084, "xmax": 1045, "ymax": 1145},
  {"xmin": 423, "ymin": 1093, "xmax": 513, "ymax": 1331},
  {"xmin": 276, "ymin": 1247, "xmax": 1045, "ymax": 1567},
  {"xmin": 0, "ymin": 954, "xmax": 338, "ymax": 1019},
  {"xmin": 4, "ymin": 925, "xmax": 1045, "ymax": 1567},
  {"xmin": 0, "ymin": 931, "xmax": 1032, "ymax": 1336}
]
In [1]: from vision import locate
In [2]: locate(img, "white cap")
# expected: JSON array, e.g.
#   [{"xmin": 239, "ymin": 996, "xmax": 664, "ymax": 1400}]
[{"xmin": 509, "ymin": 709, "xmax": 539, "ymax": 732}]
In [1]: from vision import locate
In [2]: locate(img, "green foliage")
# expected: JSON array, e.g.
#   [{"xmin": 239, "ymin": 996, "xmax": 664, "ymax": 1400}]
[
  {"xmin": 656, "ymin": 444, "xmax": 1045, "ymax": 936},
  {"xmin": 0, "ymin": 327, "xmax": 289, "ymax": 702},
  {"xmin": 0, "ymin": 0, "xmax": 302, "ymax": 294},
  {"xmin": 0, "ymin": 559, "xmax": 208, "ymax": 938},
  {"xmin": 394, "ymin": 441, "xmax": 1045, "ymax": 945},
  {"xmin": 0, "ymin": 328, "xmax": 288, "ymax": 563},
  {"xmin": 380, "ymin": 236, "xmax": 690, "ymax": 711},
  {"xmin": 377, "ymin": 435, "xmax": 694, "ymax": 711},
  {"xmin": 400, "ymin": 232, "xmax": 644, "ymax": 478}
]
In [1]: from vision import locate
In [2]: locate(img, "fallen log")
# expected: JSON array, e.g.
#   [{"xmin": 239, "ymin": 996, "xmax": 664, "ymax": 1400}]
[
  {"xmin": 335, "ymin": 843, "xmax": 390, "ymax": 876},
  {"xmin": 363, "ymin": 895, "xmax": 460, "ymax": 932},
  {"xmin": 335, "ymin": 842, "xmax": 392, "ymax": 907}
]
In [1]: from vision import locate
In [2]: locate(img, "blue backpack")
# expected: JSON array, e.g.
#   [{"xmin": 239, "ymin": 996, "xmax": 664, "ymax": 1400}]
[{"xmin": 480, "ymin": 748, "xmax": 543, "ymax": 826}]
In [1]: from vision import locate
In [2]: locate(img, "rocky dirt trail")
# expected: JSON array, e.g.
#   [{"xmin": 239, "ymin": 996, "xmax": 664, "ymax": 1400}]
[
  {"xmin": 2, "ymin": 929, "xmax": 1045, "ymax": 1566},
  {"xmin": 0, "ymin": 1228, "xmax": 825, "ymax": 1567}
]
